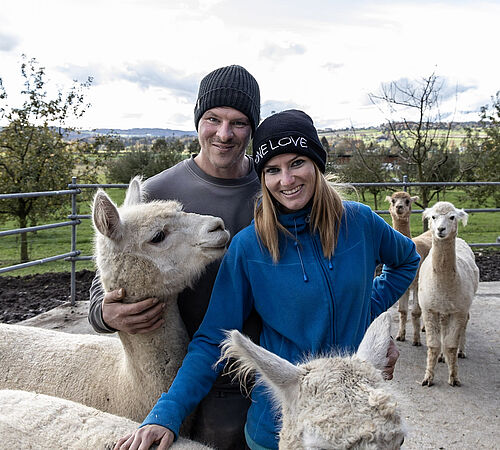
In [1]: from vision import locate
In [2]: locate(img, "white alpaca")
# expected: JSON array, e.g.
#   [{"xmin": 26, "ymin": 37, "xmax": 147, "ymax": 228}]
[
  {"xmin": 418, "ymin": 201, "xmax": 479, "ymax": 386},
  {"xmin": 386, "ymin": 191, "xmax": 432, "ymax": 345},
  {"xmin": 0, "ymin": 390, "xmax": 213, "ymax": 450},
  {"xmin": 220, "ymin": 312, "xmax": 406, "ymax": 449},
  {"xmin": 0, "ymin": 177, "xmax": 230, "ymax": 422}
]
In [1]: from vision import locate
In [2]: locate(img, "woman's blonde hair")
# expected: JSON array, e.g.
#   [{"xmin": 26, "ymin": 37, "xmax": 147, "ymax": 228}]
[{"xmin": 254, "ymin": 164, "xmax": 344, "ymax": 262}]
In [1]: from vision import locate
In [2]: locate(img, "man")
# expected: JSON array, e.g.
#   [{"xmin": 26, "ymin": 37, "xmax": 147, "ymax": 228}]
[{"xmin": 89, "ymin": 64, "xmax": 262, "ymax": 449}]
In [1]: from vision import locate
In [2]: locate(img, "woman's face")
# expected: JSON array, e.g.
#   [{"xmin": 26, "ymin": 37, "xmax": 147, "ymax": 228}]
[{"xmin": 263, "ymin": 153, "xmax": 317, "ymax": 213}]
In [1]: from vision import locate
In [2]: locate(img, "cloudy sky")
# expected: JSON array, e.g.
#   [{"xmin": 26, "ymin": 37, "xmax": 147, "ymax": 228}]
[{"xmin": 1, "ymin": 0, "xmax": 498, "ymax": 131}]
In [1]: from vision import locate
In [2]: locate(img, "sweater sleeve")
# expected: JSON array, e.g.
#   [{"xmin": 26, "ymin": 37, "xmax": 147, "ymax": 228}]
[
  {"xmin": 141, "ymin": 235, "xmax": 254, "ymax": 438},
  {"xmin": 370, "ymin": 212, "xmax": 420, "ymax": 319},
  {"xmin": 88, "ymin": 269, "xmax": 117, "ymax": 334}
]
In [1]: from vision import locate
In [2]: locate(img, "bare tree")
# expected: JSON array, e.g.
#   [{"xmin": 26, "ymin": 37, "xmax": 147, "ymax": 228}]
[{"xmin": 369, "ymin": 73, "xmax": 460, "ymax": 224}]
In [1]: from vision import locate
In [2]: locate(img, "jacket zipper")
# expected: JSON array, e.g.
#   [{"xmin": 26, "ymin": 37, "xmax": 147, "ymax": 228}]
[{"xmin": 311, "ymin": 233, "xmax": 336, "ymax": 347}]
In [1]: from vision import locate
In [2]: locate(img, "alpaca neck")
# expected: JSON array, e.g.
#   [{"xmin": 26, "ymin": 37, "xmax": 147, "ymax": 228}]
[
  {"xmin": 99, "ymin": 254, "xmax": 189, "ymax": 389},
  {"xmin": 118, "ymin": 294, "xmax": 188, "ymax": 387},
  {"xmin": 431, "ymin": 235, "xmax": 457, "ymax": 276},
  {"xmin": 390, "ymin": 214, "xmax": 411, "ymax": 238}
]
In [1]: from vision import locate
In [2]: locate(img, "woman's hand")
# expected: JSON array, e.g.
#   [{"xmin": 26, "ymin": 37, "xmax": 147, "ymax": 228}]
[{"xmin": 113, "ymin": 425, "xmax": 175, "ymax": 450}]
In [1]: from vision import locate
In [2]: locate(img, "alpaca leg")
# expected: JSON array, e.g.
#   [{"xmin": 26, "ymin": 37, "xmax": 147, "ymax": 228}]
[
  {"xmin": 444, "ymin": 347, "xmax": 460, "ymax": 386},
  {"xmin": 458, "ymin": 312, "xmax": 470, "ymax": 359},
  {"xmin": 411, "ymin": 287, "xmax": 422, "ymax": 346},
  {"xmin": 422, "ymin": 310, "xmax": 440, "ymax": 387},
  {"xmin": 443, "ymin": 313, "xmax": 468, "ymax": 386},
  {"xmin": 396, "ymin": 290, "xmax": 409, "ymax": 342},
  {"xmin": 438, "ymin": 313, "xmax": 446, "ymax": 362}
]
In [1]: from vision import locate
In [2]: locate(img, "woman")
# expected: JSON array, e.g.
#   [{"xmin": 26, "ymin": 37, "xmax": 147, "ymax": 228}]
[{"xmin": 115, "ymin": 110, "xmax": 420, "ymax": 450}]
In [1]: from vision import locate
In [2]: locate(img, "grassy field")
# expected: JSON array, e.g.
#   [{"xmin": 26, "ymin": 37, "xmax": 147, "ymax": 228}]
[
  {"xmin": 318, "ymin": 126, "xmax": 486, "ymax": 150},
  {"xmin": 1, "ymin": 186, "xmax": 498, "ymax": 276}
]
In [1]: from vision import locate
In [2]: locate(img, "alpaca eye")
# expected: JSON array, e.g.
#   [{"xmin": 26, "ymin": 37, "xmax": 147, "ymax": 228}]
[
  {"xmin": 431, "ymin": 215, "xmax": 436, "ymax": 220},
  {"xmin": 405, "ymin": 200, "xmax": 409, "ymax": 205},
  {"xmin": 450, "ymin": 216, "xmax": 455, "ymax": 220},
  {"xmin": 150, "ymin": 230, "xmax": 166, "ymax": 244}
]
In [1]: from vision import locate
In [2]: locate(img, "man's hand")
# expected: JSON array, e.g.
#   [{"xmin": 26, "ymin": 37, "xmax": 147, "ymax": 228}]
[
  {"xmin": 114, "ymin": 425, "xmax": 174, "ymax": 450},
  {"xmin": 382, "ymin": 338, "xmax": 400, "ymax": 381},
  {"xmin": 102, "ymin": 288, "xmax": 165, "ymax": 334}
]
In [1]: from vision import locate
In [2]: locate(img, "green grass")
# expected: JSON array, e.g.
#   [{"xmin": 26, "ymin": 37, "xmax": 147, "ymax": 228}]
[
  {"xmin": 1, "ymin": 187, "xmax": 498, "ymax": 277},
  {"xmin": 0, "ymin": 188, "xmax": 126, "ymax": 276}
]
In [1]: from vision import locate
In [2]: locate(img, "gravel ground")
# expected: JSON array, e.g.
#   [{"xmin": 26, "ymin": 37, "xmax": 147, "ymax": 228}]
[{"xmin": 389, "ymin": 282, "xmax": 500, "ymax": 449}]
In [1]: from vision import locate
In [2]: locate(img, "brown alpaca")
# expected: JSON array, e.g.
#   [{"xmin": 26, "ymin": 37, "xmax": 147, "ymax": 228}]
[{"xmin": 386, "ymin": 191, "xmax": 432, "ymax": 345}]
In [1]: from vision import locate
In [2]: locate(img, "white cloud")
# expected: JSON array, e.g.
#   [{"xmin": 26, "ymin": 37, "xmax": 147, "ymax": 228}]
[{"xmin": 1, "ymin": 0, "xmax": 498, "ymax": 130}]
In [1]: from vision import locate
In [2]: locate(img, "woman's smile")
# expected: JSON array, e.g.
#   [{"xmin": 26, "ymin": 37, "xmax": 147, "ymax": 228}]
[{"xmin": 264, "ymin": 153, "xmax": 316, "ymax": 213}]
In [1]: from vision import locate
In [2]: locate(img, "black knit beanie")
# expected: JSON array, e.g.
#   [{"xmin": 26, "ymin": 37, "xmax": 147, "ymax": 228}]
[
  {"xmin": 194, "ymin": 65, "xmax": 260, "ymax": 134},
  {"xmin": 252, "ymin": 110, "xmax": 327, "ymax": 178}
]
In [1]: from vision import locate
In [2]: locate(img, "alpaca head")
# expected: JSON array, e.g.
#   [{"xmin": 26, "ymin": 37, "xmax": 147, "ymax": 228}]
[
  {"xmin": 220, "ymin": 312, "xmax": 405, "ymax": 449},
  {"xmin": 423, "ymin": 201, "xmax": 468, "ymax": 241},
  {"xmin": 385, "ymin": 192, "xmax": 418, "ymax": 222},
  {"xmin": 92, "ymin": 176, "xmax": 231, "ymax": 300}
]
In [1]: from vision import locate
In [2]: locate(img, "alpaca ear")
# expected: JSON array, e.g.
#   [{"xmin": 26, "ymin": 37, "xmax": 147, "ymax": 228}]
[
  {"xmin": 457, "ymin": 208, "xmax": 468, "ymax": 226},
  {"xmin": 422, "ymin": 207, "xmax": 432, "ymax": 222},
  {"xmin": 123, "ymin": 176, "xmax": 144, "ymax": 206},
  {"xmin": 410, "ymin": 196, "xmax": 419, "ymax": 204},
  {"xmin": 92, "ymin": 190, "xmax": 123, "ymax": 240},
  {"xmin": 385, "ymin": 195, "xmax": 392, "ymax": 203},
  {"xmin": 356, "ymin": 312, "xmax": 392, "ymax": 372},
  {"xmin": 219, "ymin": 330, "xmax": 305, "ymax": 405}
]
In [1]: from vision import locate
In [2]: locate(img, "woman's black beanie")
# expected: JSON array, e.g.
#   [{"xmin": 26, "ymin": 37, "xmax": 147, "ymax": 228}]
[
  {"xmin": 194, "ymin": 65, "xmax": 260, "ymax": 134},
  {"xmin": 252, "ymin": 109, "xmax": 327, "ymax": 178}
]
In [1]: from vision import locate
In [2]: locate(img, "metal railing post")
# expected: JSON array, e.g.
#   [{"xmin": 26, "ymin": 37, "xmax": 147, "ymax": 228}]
[
  {"xmin": 70, "ymin": 177, "xmax": 78, "ymax": 306},
  {"xmin": 402, "ymin": 175, "xmax": 408, "ymax": 192}
]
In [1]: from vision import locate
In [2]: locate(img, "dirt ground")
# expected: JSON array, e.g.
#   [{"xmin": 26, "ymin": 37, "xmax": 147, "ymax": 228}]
[{"xmin": 0, "ymin": 269, "xmax": 95, "ymax": 323}]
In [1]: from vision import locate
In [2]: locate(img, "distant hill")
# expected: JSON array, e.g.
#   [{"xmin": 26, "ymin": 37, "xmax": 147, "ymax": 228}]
[{"xmin": 67, "ymin": 128, "xmax": 197, "ymax": 140}]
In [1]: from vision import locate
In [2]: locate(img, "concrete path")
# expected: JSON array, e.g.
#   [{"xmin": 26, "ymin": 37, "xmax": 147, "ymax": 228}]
[{"xmin": 21, "ymin": 282, "xmax": 500, "ymax": 449}]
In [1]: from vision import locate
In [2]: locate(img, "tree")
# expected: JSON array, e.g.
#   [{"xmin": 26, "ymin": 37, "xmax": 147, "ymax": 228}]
[
  {"xmin": 369, "ymin": 73, "xmax": 459, "ymax": 217},
  {"xmin": 187, "ymin": 137, "xmax": 201, "ymax": 155},
  {"xmin": 150, "ymin": 138, "xmax": 185, "ymax": 175},
  {"xmin": 336, "ymin": 139, "xmax": 389, "ymax": 210},
  {"xmin": 320, "ymin": 136, "xmax": 330, "ymax": 154},
  {"xmin": 0, "ymin": 56, "xmax": 96, "ymax": 262},
  {"xmin": 105, "ymin": 137, "xmax": 185, "ymax": 183},
  {"xmin": 462, "ymin": 92, "xmax": 500, "ymax": 206}
]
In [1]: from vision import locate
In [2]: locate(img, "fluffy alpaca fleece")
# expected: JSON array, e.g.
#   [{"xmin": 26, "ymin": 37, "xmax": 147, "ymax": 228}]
[
  {"xmin": 0, "ymin": 390, "xmax": 213, "ymax": 450},
  {"xmin": 418, "ymin": 201, "xmax": 479, "ymax": 386},
  {"xmin": 220, "ymin": 312, "xmax": 406, "ymax": 449},
  {"xmin": 386, "ymin": 191, "xmax": 432, "ymax": 345},
  {"xmin": 0, "ymin": 177, "xmax": 230, "ymax": 422}
]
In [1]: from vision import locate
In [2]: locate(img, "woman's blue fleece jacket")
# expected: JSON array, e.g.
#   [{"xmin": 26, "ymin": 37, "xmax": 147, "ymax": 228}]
[{"xmin": 142, "ymin": 201, "xmax": 420, "ymax": 448}]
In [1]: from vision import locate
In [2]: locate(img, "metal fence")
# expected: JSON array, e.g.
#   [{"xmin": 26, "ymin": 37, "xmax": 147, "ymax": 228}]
[{"xmin": 1, "ymin": 177, "xmax": 499, "ymax": 305}]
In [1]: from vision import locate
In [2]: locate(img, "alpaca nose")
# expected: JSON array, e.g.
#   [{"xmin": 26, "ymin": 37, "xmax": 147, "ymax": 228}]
[
  {"xmin": 438, "ymin": 226, "xmax": 446, "ymax": 233},
  {"xmin": 207, "ymin": 217, "xmax": 226, "ymax": 233}
]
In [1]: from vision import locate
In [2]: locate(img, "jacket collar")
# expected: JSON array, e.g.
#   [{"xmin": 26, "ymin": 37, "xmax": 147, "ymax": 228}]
[{"xmin": 277, "ymin": 205, "xmax": 312, "ymax": 233}]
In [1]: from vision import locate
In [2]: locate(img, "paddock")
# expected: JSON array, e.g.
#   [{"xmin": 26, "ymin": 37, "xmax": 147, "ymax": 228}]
[{"xmin": 19, "ymin": 281, "xmax": 500, "ymax": 449}]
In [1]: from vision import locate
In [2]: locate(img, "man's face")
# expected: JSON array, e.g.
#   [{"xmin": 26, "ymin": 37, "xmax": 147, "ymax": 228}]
[{"xmin": 197, "ymin": 107, "xmax": 252, "ymax": 178}]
